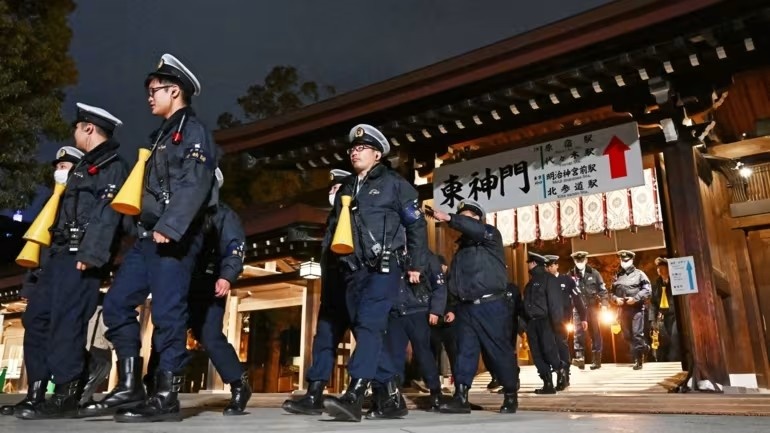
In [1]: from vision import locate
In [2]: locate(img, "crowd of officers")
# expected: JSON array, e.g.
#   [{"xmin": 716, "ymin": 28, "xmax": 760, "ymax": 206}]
[{"xmin": 0, "ymin": 53, "xmax": 680, "ymax": 424}]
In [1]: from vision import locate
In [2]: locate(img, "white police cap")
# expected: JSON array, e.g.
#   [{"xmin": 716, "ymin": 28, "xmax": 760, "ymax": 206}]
[
  {"xmin": 349, "ymin": 124, "xmax": 390, "ymax": 156},
  {"xmin": 215, "ymin": 167, "xmax": 224, "ymax": 188},
  {"xmin": 527, "ymin": 252, "xmax": 548, "ymax": 265},
  {"xmin": 329, "ymin": 168, "xmax": 351, "ymax": 184},
  {"xmin": 74, "ymin": 103, "xmax": 123, "ymax": 134},
  {"xmin": 146, "ymin": 53, "xmax": 201, "ymax": 96},
  {"xmin": 457, "ymin": 200, "xmax": 486, "ymax": 219},
  {"xmin": 53, "ymin": 146, "xmax": 84, "ymax": 166},
  {"xmin": 545, "ymin": 254, "xmax": 560, "ymax": 264}
]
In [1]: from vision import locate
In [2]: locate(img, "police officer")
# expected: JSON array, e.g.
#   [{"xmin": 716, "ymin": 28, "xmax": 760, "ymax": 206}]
[
  {"xmin": 429, "ymin": 256, "xmax": 457, "ymax": 386},
  {"xmin": 132, "ymin": 173, "xmax": 250, "ymax": 416},
  {"xmin": 321, "ymin": 124, "xmax": 428, "ymax": 422},
  {"xmin": 369, "ymin": 251, "xmax": 447, "ymax": 418},
  {"xmin": 544, "ymin": 255, "xmax": 586, "ymax": 391},
  {"xmin": 611, "ymin": 250, "xmax": 652, "ymax": 370},
  {"xmin": 523, "ymin": 252, "xmax": 564, "ymax": 395},
  {"xmin": 2, "ymin": 147, "xmax": 84, "ymax": 417},
  {"xmin": 651, "ymin": 257, "xmax": 679, "ymax": 362},
  {"xmin": 102, "ymin": 54, "xmax": 221, "ymax": 423},
  {"xmin": 18, "ymin": 105, "xmax": 128, "ymax": 420},
  {"xmin": 568, "ymin": 251, "xmax": 609, "ymax": 370},
  {"xmin": 282, "ymin": 169, "xmax": 352, "ymax": 416},
  {"xmin": 429, "ymin": 200, "xmax": 517, "ymax": 415}
]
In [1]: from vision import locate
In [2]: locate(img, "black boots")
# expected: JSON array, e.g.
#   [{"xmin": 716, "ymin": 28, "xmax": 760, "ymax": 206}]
[
  {"xmin": 2, "ymin": 380, "xmax": 47, "ymax": 417},
  {"xmin": 323, "ymin": 378, "xmax": 369, "ymax": 422},
  {"xmin": 572, "ymin": 351, "xmax": 586, "ymax": 370},
  {"xmin": 590, "ymin": 351, "xmax": 602, "ymax": 370},
  {"xmin": 17, "ymin": 380, "xmax": 80, "ymax": 419},
  {"xmin": 633, "ymin": 354, "xmax": 644, "ymax": 370},
  {"xmin": 282, "ymin": 380, "xmax": 326, "ymax": 415},
  {"xmin": 223, "ymin": 373, "xmax": 251, "ymax": 416},
  {"xmin": 429, "ymin": 389, "xmax": 442, "ymax": 412},
  {"xmin": 555, "ymin": 368, "xmax": 570, "ymax": 391},
  {"xmin": 365, "ymin": 379, "xmax": 408, "ymax": 420},
  {"xmin": 486, "ymin": 377, "xmax": 501, "ymax": 392},
  {"xmin": 114, "ymin": 370, "xmax": 183, "ymax": 423},
  {"xmin": 499, "ymin": 392, "xmax": 518, "ymax": 414},
  {"xmin": 534, "ymin": 373, "xmax": 556, "ymax": 394},
  {"xmin": 79, "ymin": 356, "xmax": 146, "ymax": 417},
  {"xmin": 439, "ymin": 383, "xmax": 471, "ymax": 414}
]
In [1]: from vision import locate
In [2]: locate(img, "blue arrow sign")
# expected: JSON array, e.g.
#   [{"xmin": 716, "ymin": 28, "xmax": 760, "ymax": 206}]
[{"xmin": 686, "ymin": 261, "xmax": 695, "ymax": 291}]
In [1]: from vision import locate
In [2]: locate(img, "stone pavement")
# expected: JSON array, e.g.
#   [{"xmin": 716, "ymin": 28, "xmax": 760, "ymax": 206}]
[{"xmin": 1, "ymin": 407, "xmax": 769, "ymax": 433}]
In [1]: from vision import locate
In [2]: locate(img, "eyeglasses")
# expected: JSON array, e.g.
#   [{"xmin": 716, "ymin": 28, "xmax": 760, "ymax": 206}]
[
  {"xmin": 347, "ymin": 145, "xmax": 375, "ymax": 155},
  {"xmin": 148, "ymin": 85, "xmax": 173, "ymax": 97}
]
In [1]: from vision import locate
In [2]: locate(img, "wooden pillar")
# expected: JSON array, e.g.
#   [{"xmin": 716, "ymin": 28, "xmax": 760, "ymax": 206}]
[
  {"xmin": 301, "ymin": 279, "xmax": 321, "ymax": 390},
  {"xmin": 661, "ymin": 142, "xmax": 729, "ymax": 386}
]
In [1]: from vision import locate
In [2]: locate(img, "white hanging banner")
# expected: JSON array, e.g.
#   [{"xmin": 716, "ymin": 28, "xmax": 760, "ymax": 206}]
[
  {"xmin": 560, "ymin": 198, "xmax": 582, "ymax": 238},
  {"xmin": 631, "ymin": 169, "xmax": 659, "ymax": 227},
  {"xmin": 496, "ymin": 209, "xmax": 516, "ymax": 246},
  {"xmin": 582, "ymin": 193, "xmax": 605, "ymax": 234},
  {"xmin": 433, "ymin": 122, "xmax": 644, "ymax": 213},
  {"xmin": 516, "ymin": 205, "xmax": 537, "ymax": 244},
  {"xmin": 605, "ymin": 189, "xmax": 631, "ymax": 231},
  {"xmin": 538, "ymin": 201, "xmax": 559, "ymax": 241}
]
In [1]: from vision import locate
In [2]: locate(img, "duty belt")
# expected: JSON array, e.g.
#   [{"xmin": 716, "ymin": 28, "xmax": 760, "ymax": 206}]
[{"xmin": 461, "ymin": 292, "xmax": 507, "ymax": 305}]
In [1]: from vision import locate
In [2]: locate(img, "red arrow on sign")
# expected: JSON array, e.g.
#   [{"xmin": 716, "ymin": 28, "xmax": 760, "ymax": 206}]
[{"xmin": 603, "ymin": 135, "xmax": 630, "ymax": 179}]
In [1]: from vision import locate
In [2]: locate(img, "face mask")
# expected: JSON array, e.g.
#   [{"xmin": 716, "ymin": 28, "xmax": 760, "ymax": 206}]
[
  {"xmin": 54, "ymin": 169, "xmax": 69, "ymax": 185},
  {"xmin": 575, "ymin": 262, "xmax": 586, "ymax": 271},
  {"xmin": 620, "ymin": 260, "xmax": 633, "ymax": 270}
]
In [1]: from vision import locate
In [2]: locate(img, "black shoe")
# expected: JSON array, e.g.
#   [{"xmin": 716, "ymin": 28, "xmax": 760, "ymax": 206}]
[
  {"xmin": 428, "ymin": 389, "xmax": 441, "ymax": 412},
  {"xmin": 17, "ymin": 380, "xmax": 80, "ymax": 420},
  {"xmin": 323, "ymin": 378, "xmax": 369, "ymax": 422},
  {"xmin": 555, "ymin": 368, "xmax": 570, "ymax": 391},
  {"xmin": 439, "ymin": 384, "xmax": 471, "ymax": 414},
  {"xmin": 364, "ymin": 385, "xmax": 384, "ymax": 418},
  {"xmin": 633, "ymin": 356, "xmax": 644, "ymax": 370},
  {"xmin": 366, "ymin": 379, "xmax": 408, "ymax": 419},
  {"xmin": 590, "ymin": 351, "xmax": 602, "ymax": 370},
  {"xmin": 3, "ymin": 380, "xmax": 47, "ymax": 417},
  {"xmin": 114, "ymin": 371, "xmax": 183, "ymax": 423},
  {"xmin": 282, "ymin": 381, "xmax": 326, "ymax": 415},
  {"xmin": 79, "ymin": 356, "xmax": 146, "ymax": 417},
  {"xmin": 486, "ymin": 378, "xmax": 501, "ymax": 391},
  {"xmin": 223, "ymin": 373, "xmax": 251, "ymax": 416},
  {"xmin": 534, "ymin": 374, "xmax": 556, "ymax": 395},
  {"xmin": 499, "ymin": 392, "xmax": 518, "ymax": 414}
]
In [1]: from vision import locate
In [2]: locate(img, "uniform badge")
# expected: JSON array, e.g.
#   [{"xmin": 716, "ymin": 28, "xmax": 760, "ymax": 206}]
[
  {"xmin": 355, "ymin": 127, "xmax": 365, "ymax": 138},
  {"xmin": 329, "ymin": 172, "xmax": 335, "ymax": 181},
  {"xmin": 58, "ymin": 148, "xmax": 67, "ymax": 158},
  {"xmin": 157, "ymin": 58, "xmax": 165, "ymax": 69}
]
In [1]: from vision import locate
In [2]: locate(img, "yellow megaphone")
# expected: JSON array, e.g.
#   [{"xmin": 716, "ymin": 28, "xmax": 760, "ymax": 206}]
[
  {"xmin": 23, "ymin": 182, "xmax": 66, "ymax": 247},
  {"xmin": 660, "ymin": 290, "xmax": 669, "ymax": 310},
  {"xmin": 16, "ymin": 241, "xmax": 41, "ymax": 268},
  {"xmin": 331, "ymin": 195, "xmax": 354, "ymax": 254},
  {"xmin": 111, "ymin": 148, "xmax": 151, "ymax": 215}
]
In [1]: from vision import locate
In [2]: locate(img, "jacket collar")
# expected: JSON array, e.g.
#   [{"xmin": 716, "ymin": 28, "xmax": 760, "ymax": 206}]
[
  {"xmin": 530, "ymin": 265, "xmax": 547, "ymax": 276},
  {"xmin": 82, "ymin": 138, "xmax": 120, "ymax": 165},
  {"xmin": 150, "ymin": 106, "xmax": 196, "ymax": 143}
]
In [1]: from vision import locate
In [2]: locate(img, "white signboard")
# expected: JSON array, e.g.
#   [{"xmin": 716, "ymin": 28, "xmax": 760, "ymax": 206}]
[
  {"xmin": 668, "ymin": 256, "xmax": 699, "ymax": 295},
  {"xmin": 432, "ymin": 122, "xmax": 644, "ymax": 213}
]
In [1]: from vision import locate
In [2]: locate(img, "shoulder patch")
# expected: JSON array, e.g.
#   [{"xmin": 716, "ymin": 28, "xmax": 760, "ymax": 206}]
[
  {"xmin": 98, "ymin": 184, "xmax": 119, "ymax": 200},
  {"xmin": 184, "ymin": 146, "xmax": 215, "ymax": 170},
  {"xmin": 399, "ymin": 198, "xmax": 423, "ymax": 225}
]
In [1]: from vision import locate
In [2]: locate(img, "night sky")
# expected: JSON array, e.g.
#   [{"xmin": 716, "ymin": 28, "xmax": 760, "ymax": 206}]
[{"xmin": 8, "ymin": 0, "xmax": 610, "ymax": 219}]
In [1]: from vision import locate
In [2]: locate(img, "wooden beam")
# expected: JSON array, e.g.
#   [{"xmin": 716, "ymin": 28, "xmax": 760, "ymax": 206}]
[
  {"xmin": 730, "ymin": 213, "xmax": 770, "ymax": 230},
  {"xmin": 711, "ymin": 267, "xmax": 731, "ymax": 297},
  {"xmin": 662, "ymin": 141, "xmax": 729, "ymax": 386},
  {"xmin": 276, "ymin": 260, "xmax": 295, "ymax": 273},
  {"xmin": 232, "ymin": 271, "xmax": 302, "ymax": 290},
  {"xmin": 709, "ymin": 137, "xmax": 770, "ymax": 159},
  {"xmin": 242, "ymin": 265, "xmax": 281, "ymax": 277},
  {"xmin": 237, "ymin": 296, "xmax": 304, "ymax": 312},
  {"xmin": 730, "ymin": 199, "xmax": 770, "ymax": 218}
]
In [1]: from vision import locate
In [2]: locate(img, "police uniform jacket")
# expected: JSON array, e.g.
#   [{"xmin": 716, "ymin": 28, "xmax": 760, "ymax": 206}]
[
  {"xmin": 611, "ymin": 266, "xmax": 652, "ymax": 308},
  {"xmin": 506, "ymin": 282, "xmax": 527, "ymax": 336},
  {"xmin": 650, "ymin": 277, "xmax": 674, "ymax": 319},
  {"xmin": 324, "ymin": 163, "xmax": 427, "ymax": 272},
  {"xmin": 569, "ymin": 265, "xmax": 608, "ymax": 308},
  {"xmin": 51, "ymin": 139, "xmax": 129, "ymax": 268},
  {"xmin": 396, "ymin": 253, "xmax": 447, "ymax": 316},
  {"xmin": 446, "ymin": 214, "xmax": 506, "ymax": 301},
  {"xmin": 19, "ymin": 246, "xmax": 50, "ymax": 299},
  {"xmin": 556, "ymin": 273, "xmax": 586, "ymax": 323},
  {"xmin": 140, "ymin": 107, "xmax": 220, "ymax": 241},
  {"xmin": 523, "ymin": 265, "xmax": 563, "ymax": 329},
  {"xmin": 195, "ymin": 203, "xmax": 245, "ymax": 284}
]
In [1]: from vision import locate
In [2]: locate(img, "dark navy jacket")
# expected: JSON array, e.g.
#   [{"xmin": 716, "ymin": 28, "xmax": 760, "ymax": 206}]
[
  {"xmin": 140, "ymin": 107, "xmax": 221, "ymax": 242},
  {"xmin": 323, "ymin": 163, "xmax": 427, "ymax": 273},
  {"xmin": 611, "ymin": 266, "xmax": 652, "ymax": 309},
  {"xmin": 194, "ymin": 203, "xmax": 245, "ymax": 284},
  {"xmin": 555, "ymin": 273, "xmax": 586, "ymax": 323},
  {"xmin": 523, "ymin": 265, "xmax": 563, "ymax": 330},
  {"xmin": 50, "ymin": 139, "xmax": 129, "ymax": 268},
  {"xmin": 396, "ymin": 253, "xmax": 447, "ymax": 316},
  {"xmin": 446, "ymin": 214, "xmax": 507, "ymax": 301},
  {"xmin": 569, "ymin": 265, "xmax": 608, "ymax": 308}
]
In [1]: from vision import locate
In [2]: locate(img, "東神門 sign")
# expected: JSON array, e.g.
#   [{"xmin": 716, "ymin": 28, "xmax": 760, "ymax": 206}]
[{"xmin": 432, "ymin": 122, "xmax": 645, "ymax": 213}]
